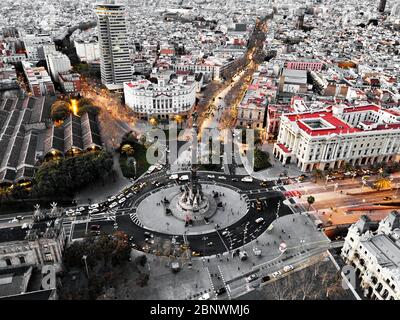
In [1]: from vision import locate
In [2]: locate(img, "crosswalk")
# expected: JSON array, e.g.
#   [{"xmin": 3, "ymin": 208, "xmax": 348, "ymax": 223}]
[{"xmin": 129, "ymin": 212, "xmax": 143, "ymax": 227}]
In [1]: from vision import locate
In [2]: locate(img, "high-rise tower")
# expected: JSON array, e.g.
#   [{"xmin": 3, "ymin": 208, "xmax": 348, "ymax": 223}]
[{"xmin": 94, "ymin": 1, "xmax": 132, "ymax": 90}]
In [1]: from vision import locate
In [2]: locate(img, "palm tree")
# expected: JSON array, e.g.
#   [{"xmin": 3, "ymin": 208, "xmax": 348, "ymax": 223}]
[
  {"xmin": 312, "ymin": 169, "xmax": 323, "ymax": 183},
  {"xmin": 307, "ymin": 196, "xmax": 315, "ymax": 210}
]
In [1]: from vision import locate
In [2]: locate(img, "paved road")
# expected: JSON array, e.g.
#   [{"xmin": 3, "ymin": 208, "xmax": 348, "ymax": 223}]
[{"xmin": 68, "ymin": 171, "xmax": 290, "ymax": 257}]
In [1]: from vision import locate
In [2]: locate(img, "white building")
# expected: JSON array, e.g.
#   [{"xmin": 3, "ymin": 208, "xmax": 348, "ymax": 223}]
[
  {"xmin": 273, "ymin": 104, "xmax": 400, "ymax": 172},
  {"xmin": 123, "ymin": 73, "xmax": 196, "ymax": 120},
  {"xmin": 74, "ymin": 40, "xmax": 100, "ymax": 63},
  {"xmin": 341, "ymin": 212, "xmax": 400, "ymax": 300},
  {"xmin": 45, "ymin": 52, "xmax": 72, "ymax": 82},
  {"xmin": 23, "ymin": 34, "xmax": 54, "ymax": 61},
  {"xmin": 95, "ymin": 2, "xmax": 132, "ymax": 90}
]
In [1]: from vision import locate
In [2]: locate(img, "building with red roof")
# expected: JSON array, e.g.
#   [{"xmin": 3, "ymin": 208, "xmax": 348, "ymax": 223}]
[{"xmin": 273, "ymin": 104, "xmax": 400, "ymax": 172}]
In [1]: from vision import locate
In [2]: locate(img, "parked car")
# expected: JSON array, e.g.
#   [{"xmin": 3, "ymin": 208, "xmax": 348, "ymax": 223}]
[
  {"xmin": 118, "ymin": 197, "xmax": 127, "ymax": 204},
  {"xmin": 255, "ymin": 218, "xmax": 264, "ymax": 224},
  {"xmin": 246, "ymin": 274, "xmax": 259, "ymax": 282},
  {"xmin": 218, "ymin": 176, "xmax": 227, "ymax": 180},
  {"xmin": 261, "ymin": 275, "xmax": 271, "ymax": 282},
  {"xmin": 109, "ymin": 202, "xmax": 118, "ymax": 208},
  {"xmin": 271, "ymin": 271, "xmax": 282, "ymax": 278},
  {"xmin": 283, "ymin": 265, "xmax": 294, "ymax": 273},
  {"xmin": 207, "ymin": 175, "xmax": 216, "ymax": 179}
]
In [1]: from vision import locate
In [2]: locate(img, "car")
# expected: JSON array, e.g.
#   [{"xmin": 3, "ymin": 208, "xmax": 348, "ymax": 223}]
[
  {"xmin": 109, "ymin": 202, "xmax": 118, "ymax": 208},
  {"xmin": 261, "ymin": 275, "xmax": 271, "ymax": 282},
  {"xmin": 215, "ymin": 287, "xmax": 226, "ymax": 296},
  {"xmin": 66, "ymin": 209, "xmax": 75, "ymax": 215},
  {"xmin": 169, "ymin": 174, "xmax": 179, "ymax": 180},
  {"xmin": 383, "ymin": 196, "xmax": 393, "ymax": 201},
  {"xmin": 16, "ymin": 215, "xmax": 24, "ymax": 220},
  {"xmin": 89, "ymin": 203, "xmax": 99, "ymax": 210},
  {"xmin": 192, "ymin": 251, "xmax": 201, "ymax": 257},
  {"xmin": 246, "ymin": 274, "xmax": 259, "ymax": 282},
  {"xmin": 118, "ymin": 197, "xmax": 127, "ymax": 204},
  {"xmin": 89, "ymin": 208, "xmax": 100, "ymax": 214},
  {"xmin": 144, "ymin": 231, "xmax": 154, "ymax": 238},
  {"xmin": 76, "ymin": 207, "xmax": 85, "ymax": 212},
  {"xmin": 155, "ymin": 181, "xmax": 164, "ymax": 187},
  {"xmin": 108, "ymin": 196, "xmax": 117, "ymax": 202},
  {"xmin": 222, "ymin": 230, "xmax": 229, "ymax": 236},
  {"xmin": 126, "ymin": 193, "xmax": 134, "ymax": 198},
  {"xmin": 255, "ymin": 218, "xmax": 264, "ymax": 224},
  {"xmin": 218, "ymin": 176, "xmax": 227, "ymax": 180},
  {"xmin": 271, "ymin": 271, "xmax": 282, "ymax": 278},
  {"xmin": 90, "ymin": 224, "xmax": 101, "ymax": 230},
  {"xmin": 259, "ymin": 181, "xmax": 268, "ymax": 187},
  {"xmin": 9, "ymin": 218, "xmax": 18, "ymax": 223},
  {"xmin": 283, "ymin": 265, "xmax": 294, "ymax": 273},
  {"xmin": 117, "ymin": 194, "xmax": 124, "ymax": 199},
  {"xmin": 241, "ymin": 176, "xmax": 253, "ymax": 183},
  {"xmin": 207, "ymin": 175, "xmax": 215, "ymax": 179},
  {"xmin": 207, "ymin": 242, "xmax": 213, "ymax": 246},
  {"xmin": 231, "ymin": 178, "xmax": 239, "ymax": 182},
  {"xmin": 179, "ymin": 175, "xmax": 189, "ymax": 181}
]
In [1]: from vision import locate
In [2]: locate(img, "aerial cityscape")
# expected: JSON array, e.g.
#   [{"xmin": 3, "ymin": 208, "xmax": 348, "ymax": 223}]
[{"xmin": 1, "ymin": 0, "xmax": 400, "ymax": 308}]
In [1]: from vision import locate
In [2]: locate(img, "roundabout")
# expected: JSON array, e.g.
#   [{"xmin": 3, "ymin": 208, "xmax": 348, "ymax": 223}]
[{"xmin": 69, "ymin": 169, "xmax": 293, "ymax": 257}]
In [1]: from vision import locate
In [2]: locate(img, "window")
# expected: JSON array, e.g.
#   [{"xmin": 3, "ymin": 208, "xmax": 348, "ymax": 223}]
[
  {"xmin": 19, "ymin": 256, "xmax": 25, "ymax": 264},
  {"xmin": 5, "ymin": 258, "xmax": 11, "ymax": 266}
]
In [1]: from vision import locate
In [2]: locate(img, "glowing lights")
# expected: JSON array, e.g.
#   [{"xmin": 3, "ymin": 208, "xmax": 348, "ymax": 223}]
[
  {"xmin": 149, "ymin": 118, "xmax": 158, "ymax": 126},
  {"xmin": 70, "ymin": 99, "xmax": 79, "ymax": 116}
]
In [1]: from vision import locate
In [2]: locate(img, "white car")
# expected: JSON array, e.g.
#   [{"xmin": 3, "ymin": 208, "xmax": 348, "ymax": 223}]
[
  {"xmin": 76, "ymin": 207, "xmax": 85, "ymax": 212},
  {"xmin": 198, "ymin": 293, "xmax": 210, "ymax": 300},
  {"xmin": 9, "ymin": 218, "xmax": 18, "ymax": 223},
  {"xmin": 272, "ymin": 271, "xmax": 282, "ymax": 278},
  {"xmin": 118, "ymin": 197, "xmax": 126, "ymax": 204},
  {"xmin": 169, "ymin": 174, "xmax": 179, "ymax": 180},
  {"xmin": 222, "ymin": 230, "xmax": 229, "ymax": 236},
  {"xmin": 117, "ymin": 194, "xmax": 124, "ymax": 199},
  {"xmin": 255, "ymin": 218, "xmax": 264, "ymax": 224},
  {"xmin": 283, "ymin": 265, "xmax": 294, "ymax": 273},
  {"xmin": 66, "ymin": 209, "xmax": 75, "ymax": 215},
  {"xmin": 109, "ymin": 202, "xmax": 118, "ymax": 208},
  {"xmin": 179, "ymin": 175, "xmax": 189, "ymax": 181},
  {"xmin": 89, "ymin": 208, "xmax": 100, "ymax": 214},
  {"xmin": 241, "ymin": 176, "xmax": 253, "ymax": 183},
  {"xmin": 126, "ymin": 193, "xmax": 133, "ymax": 198},
  {"xmin": 207, "ymin": 175, "xmax": 215, "ymax": 179},
  {"xmin": 108, "ymin": 196, "xmax": 117, "ymax": 202},
  {"xmin": 218, "ymin": 176, "xmax": 227, "ymax": 180},
  {"xmin": 89, "ymin": 203, "xmax": 99, "ymax": 210}
]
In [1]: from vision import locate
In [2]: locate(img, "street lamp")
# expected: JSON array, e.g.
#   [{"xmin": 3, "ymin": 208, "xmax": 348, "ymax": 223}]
[{"xmin": 82, "ymin": 255, "xmax": 89, "ymax": 278}]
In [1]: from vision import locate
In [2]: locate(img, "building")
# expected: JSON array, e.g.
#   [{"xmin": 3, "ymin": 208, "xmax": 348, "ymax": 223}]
[
  {"xmin": 58, "ymin": 73, "xmax": 81, "ymax": 95},
  {"xmin": 22, "ymin": 61, "xmax": 55, "ymax": 96},
  {"xmin": 0, "ymin": 265, "xmax": 57, "ymax": 300},
  {"xmin": 0, "ymin": 96, "xmax": 102, "ymax": 186},
  {"xmin": 341, "ymin": 212, "xmax": 400, "ymax": 300},
  {"xmin": 23, "ymin": 34, "xmax": 54, "ymax": 61},
  {"xmin": 279, "ymin": 68, "xmax": 308, "ymax": 98},
  {"xmin": 0, "ymin": 64, "xmax": 19, "ymax": 91},
  {"xmin": 95, "ymin": 2, "xmax": 132, "ymax": 90},
  {"xmin": 285, "ymin": 60, "xmax": 324, "ymax": 72},
  {"xmin": 0, "ymin": 212, "xmax": 64, "ymax": 271},
  {"xmin": 273, "ymin": 104, "xmax": 400, "ymax": 172},
  {"xmin": 124, "ymin": 72, "xmax": 197, "ymax": 120},
  {"xmin": 74, "ymin": 39, "xmax": 100, "ymax": 63},
  {"xmin": 45, "ymin": 52, "xmax": 71, "ymax": 82}
]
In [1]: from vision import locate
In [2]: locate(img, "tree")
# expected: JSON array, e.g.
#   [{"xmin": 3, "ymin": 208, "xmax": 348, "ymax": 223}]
[
  {"xmin": 253, "ymin": 148, "xmax": 271, "ymax": 171},
  {"xmin": 307, "ymin": 195, "xmax": 315, "ymax": 210},
  {"xmin": 121, "ymin": 144, "xmax": 135, "ymax": 157},
  {"xmin": 51, "ymin": 100, "xmax": 71, "ymax": 122},
  {"xmin": 374, "ymin": 178, "xmax": 392, "ymax": 191},
  {"xmin": 312, "ymin": 169, "xmax": 323, "ymax": 183}
]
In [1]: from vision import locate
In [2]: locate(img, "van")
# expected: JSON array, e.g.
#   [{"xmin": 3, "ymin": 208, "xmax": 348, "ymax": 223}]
[
  {"xmin": 241, "ymin": 176, "xmax": 253, "ymax": 183},
  {"xmin": 255, "ymin": 218, "xmax": 264, "ymax": 224},
  {"xmin": 169, "ymin": 174, "xmax": 179, "ymax": 180}
]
